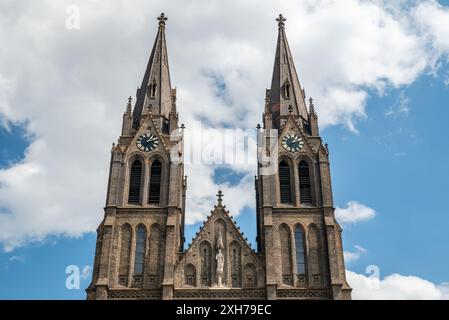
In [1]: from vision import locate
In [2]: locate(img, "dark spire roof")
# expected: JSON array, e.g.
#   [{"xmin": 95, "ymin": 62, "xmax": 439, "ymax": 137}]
[
  {"xmin": 132, "ymin": 13, "xmax": 174, "ymax": 127},
  {"xmin": 269, "ymin": 14, "xmax": 308, "ymax": 127}
]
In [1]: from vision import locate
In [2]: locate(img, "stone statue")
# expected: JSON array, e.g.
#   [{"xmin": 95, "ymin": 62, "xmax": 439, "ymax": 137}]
[
  {"xmin": 216, "ymin": 229, "xmax": 225, "ymax": 287},
  {"xmin": 216, "ymin": 249, "xmax": 224, "ymax": 273}
]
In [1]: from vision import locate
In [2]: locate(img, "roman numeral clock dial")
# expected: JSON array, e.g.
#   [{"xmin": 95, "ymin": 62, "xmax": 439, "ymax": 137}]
[
  {"xmin": 281, "ymin": 134, "xmax": 304, "ymax": 152},
  {"xmin": 136, "ymin": 132, "xmax": 159, "ymax": 152}
]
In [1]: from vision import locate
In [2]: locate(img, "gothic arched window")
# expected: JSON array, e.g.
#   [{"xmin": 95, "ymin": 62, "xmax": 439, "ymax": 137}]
[
  {"xmin": 299, "ymin": 161, "xmax": 312, "ymax": 204},
  {"xmin": 230, "ymin": 241, "xmax": 242, "ymax": 287},
  {"xmin": 148, "ymin": 160, "xmax": 162, "ymax": 204},
  {"xmin": 128, "ymin": 160, "xmax": 142, "ymax": 204},
  {"xmin": 184, "ymin": 264, "xmax": 196, "ymax": 287},
  {"xmin": 279, "ymin": 161, "xmax": 293, "ymax": 204},
  {"xmin": 279, "ymin": 224, "xmax": 293, "ymax": 285},
  {"xmin": 118, "ymin": 224, "xmax": 132, "ymax": 286},
  {"xmin": 308, "ymin": 224, "xmax": 323, "ymax": 285},
  {"xmin": 148, "ymin": 224, "xmax": 161, "ymax": 286},
  {"xmin": 295, "ymin": 225, "xmax": 306, "ymax": 275},
  {"xmin": 200, "ymin": 241, "xmax": 212, "ymax": 287},
  {"xmin": 133, "ymin": 225, "xmax": 147, "ymax": 276}
]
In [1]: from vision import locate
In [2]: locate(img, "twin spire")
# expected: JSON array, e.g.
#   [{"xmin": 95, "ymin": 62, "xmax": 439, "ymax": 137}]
[{"xmin": 132, "ymin": 13, "xmax": 309, "ymax": 130}]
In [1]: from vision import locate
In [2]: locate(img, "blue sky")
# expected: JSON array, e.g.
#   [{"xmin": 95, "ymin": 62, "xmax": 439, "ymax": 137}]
[{"xmin": 1, "ymin": 0, "xmax": 449, "ymax": 299}]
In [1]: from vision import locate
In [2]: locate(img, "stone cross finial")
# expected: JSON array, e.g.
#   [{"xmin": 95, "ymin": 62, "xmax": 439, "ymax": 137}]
[
  {"xmin": 276, "ymin": 14, "xmax": 286, "ymax": 28},
  {"xmin": 157, "ymin": 13, "xmax": 168, "ymax": 27},
  {"xmin": 256, "ymin": 123, "xmax": 261, "ymax": 131},
  {"xmin": 217, "ymin": 190, "xmax": 224, "ymax": 205},
  {"xmin": 288, "ymin": 105, "xmax": 294, "ymax": 114},
  {"xmin": 180, "ymin": 123, "xmax": 186, "ymax": 130}
]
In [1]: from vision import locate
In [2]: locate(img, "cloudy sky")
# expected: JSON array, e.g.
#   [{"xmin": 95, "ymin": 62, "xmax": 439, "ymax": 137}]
[{"xmin": 1, "ymin": 0, "xmax": 449, "ymax": 299}]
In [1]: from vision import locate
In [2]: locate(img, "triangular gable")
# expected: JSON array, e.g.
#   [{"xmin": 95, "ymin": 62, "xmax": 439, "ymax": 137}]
[{"xmin": 279, "ymin": 113, "xmax": 314, "ymax": 155}]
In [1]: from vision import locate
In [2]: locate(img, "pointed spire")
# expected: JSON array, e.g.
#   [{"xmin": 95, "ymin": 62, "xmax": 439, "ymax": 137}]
[
  {"xmin": 269, "ymin": 14, "xmax": 308, "ymax": 128},
  {"xmin": 132, "ymin": 13, "xmax": 174, "ymax": 128}
]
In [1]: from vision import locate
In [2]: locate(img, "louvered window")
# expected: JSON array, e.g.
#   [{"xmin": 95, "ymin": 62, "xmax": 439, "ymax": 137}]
[
  {"xmin": 148, "ymin": 160, "xmax": 162, "ymax": 204},
  {"xmin": 279, "ymin": 161, "xmax": 292, "ymax": 204},
  {"xmin": 299, "ymin": 161, "xmax": 312, "ymax": 204},
  {"xmin": 128, "ymin": 160, "xmax": 142, "ymax": 204}
]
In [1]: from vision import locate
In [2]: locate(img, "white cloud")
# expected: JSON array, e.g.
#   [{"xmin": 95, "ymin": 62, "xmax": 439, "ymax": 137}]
[
  {"xmin": 344, "ymin": 245, "xmax": 367, "ymax": 264},
  {"xmin": 0, "ymin": 0, "xmax": 449, "ymax": 250},
  {"xmin": 9, "ymin": 255, "xmax": 25, "ymax": 263},
  {"xmin": 336, "ymin": 201, "xmax": 377, "ymax": 225},
  {"xmin": 347, "ymin": 270, "xmax": 449, "ymax": 300},
  {"xmin": 385, "ymin": 91, "xmax": 410, "ymax": 117},
  {"xmin": 414, "ymin": 1, "xmax": 449, "ymax": 58}
]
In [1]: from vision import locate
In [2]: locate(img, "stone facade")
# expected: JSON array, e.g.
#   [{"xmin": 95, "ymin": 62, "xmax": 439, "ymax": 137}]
[{"xmin": 86, "ymin": 13, "xmax": 352, "ymax": 300}]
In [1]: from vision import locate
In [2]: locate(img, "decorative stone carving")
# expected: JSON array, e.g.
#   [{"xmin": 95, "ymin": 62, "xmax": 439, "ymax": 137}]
[
  {"xmin": 277, "ymin": 289, "xmax": 332, "ymax": 299},
  {"xmin": 173, "ymin": 289, "xmax": 266, "ymax": 299}
]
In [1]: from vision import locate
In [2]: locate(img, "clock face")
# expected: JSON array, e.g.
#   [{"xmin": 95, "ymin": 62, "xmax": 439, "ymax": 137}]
[
  {"xmin": 281, "ymin": 134, "xmax": 304, "ymax": 152},
  {"xmin": 136, "ymin": 133, "xmax": 159, "ymax": 152}
]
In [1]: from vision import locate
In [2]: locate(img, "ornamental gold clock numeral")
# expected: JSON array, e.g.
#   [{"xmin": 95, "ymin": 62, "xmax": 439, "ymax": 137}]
[
  {"xmin": 136, "ymin": 133, "xmax": 159, "ymax": 152},
  {"xmin": 281, "ymin": 134, "xmax": 304, "ymax": 152}
]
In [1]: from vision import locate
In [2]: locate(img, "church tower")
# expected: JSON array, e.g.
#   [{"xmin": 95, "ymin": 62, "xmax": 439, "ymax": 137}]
[
  {"xmin": 87, "ymin": 13, "xmax": 186, "ymax": 300},
  {"xmin": 87, "ymin": 13, "xmax": 351, "ymax": 300},
  {"xmin": 255, "ymin": 14, "xmax": 352, "ymax": 300}
]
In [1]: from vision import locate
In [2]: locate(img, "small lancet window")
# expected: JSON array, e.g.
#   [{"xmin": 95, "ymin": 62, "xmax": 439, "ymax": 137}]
[
  {"xmin": 284, "ymin": 82, "xmax": 291, "ymax": 99},
  {"xmin": 150, "ymin": 80, "xmax": 157, "ymax": 98}
]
